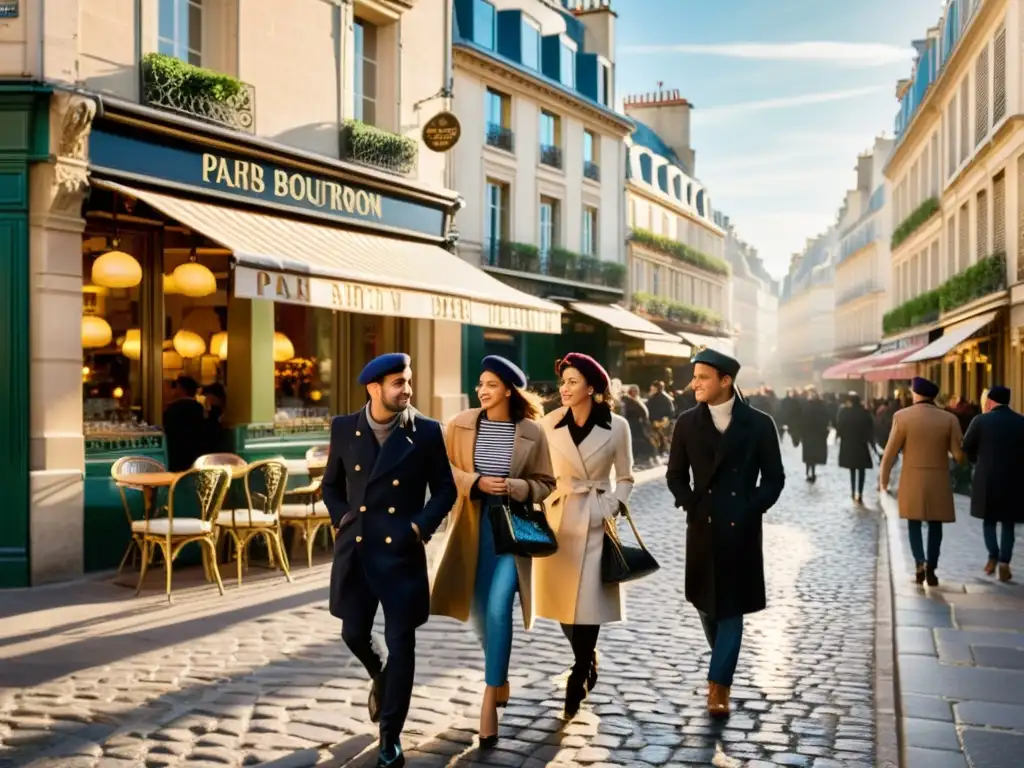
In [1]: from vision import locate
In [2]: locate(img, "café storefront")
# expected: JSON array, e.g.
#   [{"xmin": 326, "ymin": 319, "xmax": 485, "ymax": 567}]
[{"xmin": 6, "ymin": 92, "xmax": 560, "ymax": 588}]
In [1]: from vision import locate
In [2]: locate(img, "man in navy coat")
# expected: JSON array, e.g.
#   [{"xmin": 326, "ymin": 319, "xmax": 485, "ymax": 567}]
[{"xmin": 321, "ymin": 352, "xmax": 456, "ymax": 768}]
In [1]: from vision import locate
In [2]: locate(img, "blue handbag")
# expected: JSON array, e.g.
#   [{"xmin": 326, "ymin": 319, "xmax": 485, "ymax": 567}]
[{"xmin": 487, "ymin": 496, "xmax": 558, "ymax": 558}]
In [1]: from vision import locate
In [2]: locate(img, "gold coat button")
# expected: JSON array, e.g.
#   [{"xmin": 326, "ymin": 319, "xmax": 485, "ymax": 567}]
[
  {"xmin": 356, "ymin": 536, "xmax": 363, "ymax": 543},
  {"xmin": 359, "ymin": 505, "xmax": 367, "ymax": 512},
  {"xmin": 388, "ymin": 507, "xmax": 395, "ymax": 514},
  {"xmin": 356, "ymin": 430, "xmax": 361, "ymax": 436},
  {"xmin": 355, "ymin": 464, "xmax": 361, "ymax": 472},
  {"xmin": 392, "ymin": 479, "xmax": 400, "ymax": 487},
  {"xmin": 385, "ymin": 536, "xmax": 392, "ymax": 544}
]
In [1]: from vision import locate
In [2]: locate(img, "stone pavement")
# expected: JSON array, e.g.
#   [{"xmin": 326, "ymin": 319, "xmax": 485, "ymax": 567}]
[
  {"xmin": 880, "ymin": 472, "xmax": 1024, "ymax": 768},
  {"xmin": 0, "ymin": 445, "xmax": 883, "ymax": 768}
]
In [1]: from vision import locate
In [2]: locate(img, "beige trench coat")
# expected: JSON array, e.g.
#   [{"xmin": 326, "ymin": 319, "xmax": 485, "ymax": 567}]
[
  {"xmin": 533, "ymin": 407, "xmax": 635, "ymax": 626},
  {"xmin": 429, "ymin": 409, "xmax": 556, "ymax": 630},
  {"xmin": 880, "ymin": 402, "xmax": 965, "ymax": 523}
]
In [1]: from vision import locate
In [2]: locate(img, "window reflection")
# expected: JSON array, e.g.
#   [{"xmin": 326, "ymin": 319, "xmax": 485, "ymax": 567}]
[
  {"xmin": 474, "ymin": 0, "xmax": 496, "ymax": 49},
  {"xmin": 522, "ymin": 18, "xmax": 540, "ymax": 69},
  {"xmin": 274, "ymin": 305, "xmax": 333, "ymax": 426}
]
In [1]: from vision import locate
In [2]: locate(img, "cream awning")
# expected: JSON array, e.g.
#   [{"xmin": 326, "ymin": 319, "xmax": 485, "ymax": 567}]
[
  {"xmin": 901, "ymin": 311, "xmax": 998, "ymax": 363},
  {"xmin": 570, "ymin": 303, "xmax": 692, "ymax": 358},
  {"xmin": 93, "ymin": 180, "xmax": 562, "ymax": 334},
  {"xmin": 678, "ymin": 331, "xmax": 735, "ymax": 356}
]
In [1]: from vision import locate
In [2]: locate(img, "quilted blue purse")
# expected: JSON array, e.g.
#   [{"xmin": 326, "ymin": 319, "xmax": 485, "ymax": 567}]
[{"xmin": 488, "ymin": 496, "xmax": 558, "ymax": 558}]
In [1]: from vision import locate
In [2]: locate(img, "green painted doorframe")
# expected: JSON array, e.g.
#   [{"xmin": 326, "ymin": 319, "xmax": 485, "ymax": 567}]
[{"xmin": 0, "ymin": 84, "xmax": 51, "ymax": 587}]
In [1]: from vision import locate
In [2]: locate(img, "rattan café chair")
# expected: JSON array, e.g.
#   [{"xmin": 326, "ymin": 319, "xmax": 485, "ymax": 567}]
[
  {"xmin": 111, "ymin": 455, "xmax": 167, "ymax": 575},
  {"xmin": 280, "ymin": 445, "xmax": 335, "ymax": 568}
]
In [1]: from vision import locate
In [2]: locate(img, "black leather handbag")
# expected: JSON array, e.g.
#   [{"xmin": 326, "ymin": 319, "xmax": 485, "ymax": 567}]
[
  {"xmin": 488, "ymin": 496, "xmax": 558, "ymax": 558},
  {"xmin": 601, "ymin": 503, "xmax": 659, "ymax": 584}
]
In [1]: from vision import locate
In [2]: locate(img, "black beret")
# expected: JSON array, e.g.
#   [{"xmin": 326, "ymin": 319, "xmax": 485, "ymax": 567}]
[
  {"xmin": 358, "ymin": 352, "xmax": 411, "ymax": 385},
  {"xmin": 481, "ymin": 355, "xmax": 527, "ymax": 389},
  {"xmin": 988, "ymin": 385, "xmax": 1011, "ymax": 405},
  {"xmin": 911, "ymin": 376, "xmax": 939, "ymax": 399},
  {"xmin": 556, "ymin": 352, "xmax": 610, "ymax": 393},
  {"xmin": 691, "ymin": 348, "xmax": 741, "ymax": 379}
]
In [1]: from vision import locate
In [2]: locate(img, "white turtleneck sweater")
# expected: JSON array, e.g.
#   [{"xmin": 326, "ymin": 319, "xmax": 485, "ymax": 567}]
[{"xmin": 708, "ymin": 395, "xmax": 736, "ymax": 434}]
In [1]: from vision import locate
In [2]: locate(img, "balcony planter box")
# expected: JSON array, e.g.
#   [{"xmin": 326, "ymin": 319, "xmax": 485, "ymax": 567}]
[
  {"xmin": 601, "ymin": 261, "xmax": 626, "ymax": 289},
  {"xmin": 341, "ymin": 120, "xmax": 418, "ymax": 176},
  {"xmin": 939, "ymin": 253, "xmax": 1006, "ymax": 313},
  {"xmin": 631, "ymin": 291, "xmax": 723, "ymax": 329},
  {"xmin": 891, "ymin": 196, "xmax": 939, "ymax": 249},
  {"xmin": 629, "ymin": 228, "xmax": 730, "ymax": 277},
  {"xmin": 548, "ymin": 247, "xmax": 576, "ymax": 278},
  {"xmin": 141, "ymin": 53, "xmax": 255, "ymax": 132}
]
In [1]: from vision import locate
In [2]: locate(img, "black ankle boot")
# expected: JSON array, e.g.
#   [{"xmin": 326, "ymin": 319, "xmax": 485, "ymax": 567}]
[
  {"xmin": 915, "ymin": 562, "xmax": 927, "ymax": 584},
  {"xmin": 563, "ymin": 670, "xmax": 587, "ymax": 719},
  {"xmin": 926, "ymin": 565, "xmax": 939, "ymax": 587},
  {"xmin": 586, "ymin": 650, "xmax": 599, "ymax": 692},
  {"xmin": 377, "ymin": 735, "xmax": 404, "ymax": 768}
]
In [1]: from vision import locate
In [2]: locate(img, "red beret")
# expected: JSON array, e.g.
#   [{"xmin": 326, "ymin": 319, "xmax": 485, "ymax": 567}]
[{"xmin": 556, "ymin": 352, "xmax": 610, "ymax": 393}]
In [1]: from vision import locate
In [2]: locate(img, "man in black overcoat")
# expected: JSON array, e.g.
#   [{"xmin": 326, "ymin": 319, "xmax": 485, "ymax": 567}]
[
  {"xmin": 961, "ymin": 385, "xmax": 1024, "ymax": 583},
  {"xmin": 321, "ymin": 352, "xmax": 456, "ymax": 768},
  {"xmin": 666, "ymin": 348, "xmax": 785, "ymax": 717}
]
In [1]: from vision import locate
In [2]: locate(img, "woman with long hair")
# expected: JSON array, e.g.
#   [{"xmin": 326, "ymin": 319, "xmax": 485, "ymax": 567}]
[
  {"xmin": 533, "ymin": 352, "xmax": 635, "ymax": 719},
  {"xmin": 430, "ymin": 356, "xmax": 556, "ymax": 749}
]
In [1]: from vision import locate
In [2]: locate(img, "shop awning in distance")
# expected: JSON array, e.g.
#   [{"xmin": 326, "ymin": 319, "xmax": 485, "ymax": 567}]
[
  {"xmin": 92, "ymin": 180, "xmax": 563, "ymax": 335},
  {"xmin": 900, "ymin": 311, "xmax": 999, "ymax": 364},
  {"xmin": 824, "ymin": 344, "xmax": 926, "ymax": 381},
  {"xmin": 678, "ymin": 331, "xmax": 735, "ymax": 357},
  {"xmin": 569, "ymin": 302, "xmax": 692, "ymax": 358}
]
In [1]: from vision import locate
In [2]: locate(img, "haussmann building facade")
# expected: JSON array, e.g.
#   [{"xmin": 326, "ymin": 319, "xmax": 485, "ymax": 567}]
[{"xmin": 0, "ymin": 0, "xmax": 560, "ymax": 588}]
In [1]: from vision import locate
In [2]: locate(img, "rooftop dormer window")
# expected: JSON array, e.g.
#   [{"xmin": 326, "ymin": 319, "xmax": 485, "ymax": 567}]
[
  {"xmin": 522, "ymin": 16, "xmax": 541, "ymax": 70},
  {"xmin": 560, "ymin": 37, "xmax": 577, "ymax": 88},
  {"xmin": 474, "ymin": 0, "xmax": 496, "ymax": 50}
]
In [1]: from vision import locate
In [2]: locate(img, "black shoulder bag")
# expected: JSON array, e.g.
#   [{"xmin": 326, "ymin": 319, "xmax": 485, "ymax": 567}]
[
  {"xmin": 601, "ymin": 502, "xmax": 659, "ymax": 584},
  {"xmin": 488, "ymin": 494, "xmax": 558, "ymax": 558}
]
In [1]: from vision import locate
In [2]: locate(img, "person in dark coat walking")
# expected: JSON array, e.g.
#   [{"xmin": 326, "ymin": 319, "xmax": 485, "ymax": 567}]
[
  {"xmin": 321, "ymin": 353, "xmax": 457, "ymax": 768},
  {"xmin": 798, "ymin": 389, "xmax": 830, "ymax": 482},
  {"xmin": 961, "ymin": 385, "xmax": 1024, "ymax": 583},
  {"xmin": 666, "ymin": 348, "xmax": 785, "ymax": 718},
  {"xmin": 836, "ymin": 393, "xmax": 876, "ymax": 504}
]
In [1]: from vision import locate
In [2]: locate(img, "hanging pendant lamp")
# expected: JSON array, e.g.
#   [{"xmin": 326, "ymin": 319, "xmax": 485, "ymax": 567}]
[
  {"xmin": 172, "ymin": 329, "xmax": 207, "ymax": 358},
  {"xmin": 92, "ymin": 194, "xmax": 143, "ymax": 289},
  {"xmin": 273, "ymin": 332, "xmax": 295, "ymax": 363},
  {"xmin": 209, "ymin": 331, "xmax": 227, "ymax": 359},
  {"xmin": 82, "ymin": 314, "xmax": 113, "ymax": 349},
  {"xmin": 120, "ymin": 328, "xmax": 142, "ymax": 360},
  {"xmin": 172, "ymin": 243, "xmax": 216, "ymax": 298}
]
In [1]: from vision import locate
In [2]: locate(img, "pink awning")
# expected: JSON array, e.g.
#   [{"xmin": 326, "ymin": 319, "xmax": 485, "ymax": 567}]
[
  {"xmin": 822, "ymin": 353, "xmax": 878, "ymax": 380},
  {"xmin": 861, "ymin": 343, "xmax": 928, "ymax": 381},
  {"xmin": 824, "ymin": 345, "xmax": 925, "ymax": 381}
]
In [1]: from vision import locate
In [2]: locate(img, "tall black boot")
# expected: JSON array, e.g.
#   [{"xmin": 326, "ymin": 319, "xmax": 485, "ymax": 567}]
[{"xmin": 560, "ymin": 624, "xmax": 599, "ymax": 719}]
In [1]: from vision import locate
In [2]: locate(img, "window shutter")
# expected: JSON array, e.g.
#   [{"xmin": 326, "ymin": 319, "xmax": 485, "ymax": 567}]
[
  {"xmin": 976, "ymin": 190, "xmax": 988, "ymax": 261},
  {"xmin": 993, "ymin": 27, "xmax": 1007, "ymax": 123},
  {"xmin": 960, "ymin": 78, "xmax": 969, "ymax": 164},
  {"xmin": 993, "ymin": 172, "xmax": 1006, "ymax": 255},
  {"xmin": 975, "ymin": 44, "xmax": 989, "ymax": 146}
]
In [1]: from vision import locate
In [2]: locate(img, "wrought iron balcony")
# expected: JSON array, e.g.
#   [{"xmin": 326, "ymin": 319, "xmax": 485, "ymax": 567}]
[
  {"xmin": 483, "ymin": 240, "xmax": 624, "ymax": 290},
  {"xmin": 539, "ymin": 144, "xmax": 563, "ymax": 169},
  {"xmin": 836, "ymin": 280, "xmax": 886, "ymax": 307},
  {"xmin": 340, "ymin": 120, "xmax": 418, "ymax": 176},
  {"xmin": 141, "ymin": 53, "xmax": 255, "ymax": 133},
  {"xmin": 485, "ymin": 123, "xmax": 515, "ymax": 152},
  {"xmin": 583, "ymin": 161, "xmax": 600, "ymax": 182}
]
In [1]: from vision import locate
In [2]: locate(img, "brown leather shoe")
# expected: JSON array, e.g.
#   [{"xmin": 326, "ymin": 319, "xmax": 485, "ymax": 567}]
[
  {"xmin": 707, "ymin": 682, "xmax": 730, "ymax": 717},
  {"xmin": 999, "ymin": 563, "xmax": 1012, "ymax": 583},
  {"xmin": 985, "ymin": 558, "xmax": 998, "ymax": 575}
]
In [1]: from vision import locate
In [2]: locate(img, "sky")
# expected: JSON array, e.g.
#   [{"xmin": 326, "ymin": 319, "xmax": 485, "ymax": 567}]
[{"xmin": 615, "ymin": 0, "xmax": 944, "ymax": 278}]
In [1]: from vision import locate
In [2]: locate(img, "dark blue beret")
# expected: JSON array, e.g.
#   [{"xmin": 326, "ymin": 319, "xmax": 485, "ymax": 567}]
[
  {"xmin": 691, "ymin": 348, "xmax": 741, "ymax": 379},
  {"xmin": 481, "ymin": 355, "xmax": 527, "ymax": 389},
  {"xmin": 557, "ymin": 352, "xmax": 610, "ymax": 393},
  {"xmin": 358, "ymin": 352, "xmax": 411, "ymax": 385},
  {"xmin": 988, "ymin": 385, "xmax": 1011, "ymax": 405},
  {"xmin": 911, "ymin": 376, "xmax": 939, "ymax": 399}
]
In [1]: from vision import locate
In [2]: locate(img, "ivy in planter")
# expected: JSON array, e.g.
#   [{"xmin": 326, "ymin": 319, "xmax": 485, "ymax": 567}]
[
  {"xmin": 882, "ymin": 290, "xmax": 940, "ymax": 335},
  {"xmin": 141, "ymin": 53, "xmax": 248, "ymax": 117},
  {"xmin": 630, "ymin": 228, "xmax": 730, "ymax": 277},
  {"xmin": 891, "ymin": 196, "xmax": 939, "ymax": 249},
  {"xmin": 939, "ymin": 252, "xmax": 1006, "ymax": 312},
  {"xmin": 632, "ymin": 291, "xmax": 723, "ymax": 327},
  {"xmin": 341, "ymin": 119, "xmax": 418, "ymax": 175},
  {"xmin": 548, "ymin": 247, "xmax": 577, "ymax": 278},
  {"xmin": 601, "ymin": 261, "xmax": 626, "ymax": 289}
]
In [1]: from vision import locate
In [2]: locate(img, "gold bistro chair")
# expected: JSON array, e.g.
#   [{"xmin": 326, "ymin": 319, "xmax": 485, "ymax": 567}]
[
  {"xmin": 216, "ymin": 459, "xmax": 293, "ymax": 585},
  {"xmin": 111, "ymin": 455, "xmax": 167, "ymax": 575},
  {"xmin": 133, "ymin": 466, "xmax": 231, "ymax": 601},
  {"xmin": 280, "ymin": 445, "xmax": 335, "ymax": 568}
]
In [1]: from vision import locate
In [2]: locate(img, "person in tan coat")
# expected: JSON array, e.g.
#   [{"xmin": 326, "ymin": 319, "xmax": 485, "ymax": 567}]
[
  {"xmin": 533, "ymin": 352, "xmax": 635, "ymax": 719},
  {"xmin": 880, "ymin": 376, "xmax": 965, "ymax": 586},
  {"xmin": 429, "ymin": 356, "xmax": 555, "ymax": 750}
]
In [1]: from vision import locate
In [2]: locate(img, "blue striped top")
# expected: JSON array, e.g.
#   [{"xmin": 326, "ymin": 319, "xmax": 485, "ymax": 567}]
[{"xmin": 474, "ymin": 418, "xmax": 516, "ymax": 477}]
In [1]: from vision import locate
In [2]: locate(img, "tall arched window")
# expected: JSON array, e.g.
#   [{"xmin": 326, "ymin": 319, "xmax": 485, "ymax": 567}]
[
  {"xmin": 673, "ymin": 175, "xmax": 682, "ymax": 200},
  {"xmin": 656, "ymin": 165, "xmax": 668, "ymax": 193},
  {"xmin": 696, "ymin": 189, "xmax": 705, "ymax": 217},
  {"xmin": 639, "ymin": 154, "xmax": 653, "ymax": 184}
]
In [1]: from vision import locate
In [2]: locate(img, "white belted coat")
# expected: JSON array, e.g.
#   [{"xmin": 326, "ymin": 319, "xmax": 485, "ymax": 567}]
[{"xmin": 533, "ymin": 407, "xmax": 635, "ymax": 625}]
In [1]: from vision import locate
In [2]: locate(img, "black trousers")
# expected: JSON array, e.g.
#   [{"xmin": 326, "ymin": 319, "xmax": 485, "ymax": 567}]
[
  {"xmin": 340, "ymin": 563, "xmax": 416, "ymax": 742},
  {"xmin": 560, "ymin": 623, "xmax": 600, "ymax": 678},
  {"xmin": 849, "ymin": 468, "xmax": 866, "ymax": 496}
]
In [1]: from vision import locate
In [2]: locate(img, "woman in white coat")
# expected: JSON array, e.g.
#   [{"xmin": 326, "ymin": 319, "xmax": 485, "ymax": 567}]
[{"xmin": 533, "ymin": 352, "xmax": 635, "ymax": 718}]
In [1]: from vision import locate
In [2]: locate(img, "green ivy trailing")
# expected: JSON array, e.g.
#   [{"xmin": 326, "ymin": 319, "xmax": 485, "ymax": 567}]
[
  {"xmin": 142, "ymin": 52, "xmax": 244, "ymax": 103},
  {"xmin": 492, "ymin": 242, "xmax": 624, "ymax": 289},
  {"xmin": 341, "ymin": 120, "xmax": 418, "ymax": 175},
  {"xmin": 882, "ymin": 253, "xmax": 1007, "ymax": 334},
  {"xmin": 629, "ymin": 228, "xmax": 730, "ymax": 277},
  {"xmin": 891, "ymin": 197, "xmax": 940, "ymax": 249},
  {"xmin": 632, "ymin": 291, "xmax": 723, "ymax": 328}
]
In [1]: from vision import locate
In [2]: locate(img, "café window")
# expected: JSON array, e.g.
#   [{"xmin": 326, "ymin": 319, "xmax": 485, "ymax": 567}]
[
  {"xmin": 274, "ymin": 305, "xmax": 333, "ymax": 424},
  {"xmin": 158, "ymin": 0, "xmax": 203, "ymax": 66}
]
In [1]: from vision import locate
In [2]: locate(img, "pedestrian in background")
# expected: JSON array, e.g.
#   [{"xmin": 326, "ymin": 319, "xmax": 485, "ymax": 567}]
[
  {"xmin": 321, "ymin": 353, "xmax": 457, "ymax": 768},
  {"xmin": 430, "ymin": 356, "xmax": 556, "ymax": 748},
  {"xmin": 533, "ymin": 353, "xmax": 635, "ymax": 720},
  {"xmin": 836, "ymin": 392, "xmax": 876, "ymax": 505},
  {"xmin": 666, "ymin": 349, "xmax": 785, "ymax": 717},
  {"xmin": 798, "ymin": 388, "xmax": 830, "ymax": 483},
  {"xmin": 880, "ymin": 376, "xmax": 965, "ymax": 588},
  {"xmin": 961, "ymin": 385, "xmax": 1024, "ymax": 583}
]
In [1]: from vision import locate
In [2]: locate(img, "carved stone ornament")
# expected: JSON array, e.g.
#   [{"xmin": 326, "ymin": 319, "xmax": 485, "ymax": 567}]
[
  {"xmin": 52, "ymin": 158, "xmax": 90, "ymax": 215},
  {"xmin": 54, "ymin": 93, "xmax": 97, "ymax": 161}
]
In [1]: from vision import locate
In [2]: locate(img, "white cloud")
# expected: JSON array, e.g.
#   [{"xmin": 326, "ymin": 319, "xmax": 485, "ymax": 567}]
[
  {"xmin": 695, "ymin": 85, "xmax": 888, "ymax": 121},
  {"xmin": 619, "ymin": 41, "xmax": 916, "ymax": 67}
]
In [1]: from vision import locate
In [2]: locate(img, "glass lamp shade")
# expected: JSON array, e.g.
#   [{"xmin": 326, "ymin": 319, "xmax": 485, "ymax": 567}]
[
  {"xmin": 172, "ymin": 262, "xmax": 217, "ymax": 297},
  {"xmin": 218, "ymin": 339, "xmax": 228, "ymax": 360},
  {"xmin": 81, "ymin": 315, "xmax": 113, "ymax": 348},
  {"xmin": 91, "ymin": 250, "xmax": 142, "ymax": 289},
  {"xmin": 172, "ymin": 329, "xmax": 207, "ymax": 358},
  {"xmin": 162, "ymin": 349, "xmax": 183, "ymax": 378},
  {"xmin": 120, "ymin": 328, "xmax": 142, "ymax": 360},
  {"xmin": 163, "ymin": 273, "xmax": 181, "ymax": 294},
  {"xmin": 209, "ymin": 331, "xmax": 228, "ymax": 359},
  {"xmin": 273, "ymin": 332, "xmax": 295, "ymax": 363}
]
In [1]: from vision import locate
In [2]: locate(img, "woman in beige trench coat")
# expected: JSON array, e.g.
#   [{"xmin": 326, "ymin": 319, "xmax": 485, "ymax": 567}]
[
  {"xmin": 430, "ymin": 356, "xmax": 555, "ymax": 749},
  {"xmin": 533, "ymin": 352, "xmax": 634, "ymax": 719}
]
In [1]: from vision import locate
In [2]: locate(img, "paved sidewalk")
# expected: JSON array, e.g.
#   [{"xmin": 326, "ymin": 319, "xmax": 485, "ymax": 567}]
[{"xmin": 880, "ymin": 485, "xmax": 1024, "ymax": 768}]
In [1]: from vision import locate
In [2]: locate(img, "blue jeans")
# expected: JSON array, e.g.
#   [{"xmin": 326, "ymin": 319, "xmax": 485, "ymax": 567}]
[
  {"xmin": 471, "ymin": 501, "xmax": 519, "ymax": 687},
  {"xmin": 698, "ymin": 611, "xmax": 744, "ymax": 687},
  {"xmin": 908, "ymin": 520, "xmax": 943, "ymax": 568},
  {"xmin": 983, "ymin": 522, "xmax": 1016, "ymax": 564}
]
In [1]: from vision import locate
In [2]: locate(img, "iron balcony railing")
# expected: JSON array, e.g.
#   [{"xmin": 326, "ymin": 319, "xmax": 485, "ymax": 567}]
[
  {"xmin": 485, "ymin": 123, "xmax": 515, "ymax": 152},
  {"xmin": 539, "ymin": 144, "xmax": 563, "ymax": 169},
  {"xmin": 483, "ymin": 240, "xmax": 624, "ymax": 289},
  {"xmin": 583, "ymin": 160, "xmax": 600, "ymax": 182},
  {"xmin": 836, "ymin": 281, "xmax": 886, "ymax": 307},
  {"xmin": 141, "ymin": 56, "xmax": 256, "ymax": 133}
]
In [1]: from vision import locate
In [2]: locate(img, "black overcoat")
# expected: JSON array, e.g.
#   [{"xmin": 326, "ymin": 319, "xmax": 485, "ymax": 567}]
[
  {"xmin": 321, "ymin": 406, "xmax": 456, "ymax": 630},
  {"xmin": 836, "ymin": 404, "xmax": 875, "ymax": 470},
  {"xmin": 962, "ymin": 405, "xmax": 1024, "ymax": 524},
  {"xmin": 799, "ymin": 399, "xmax": 830, "ymax": 466},
  {"xmin": 666, "ymin": 398, "xmax": 786, "ymax": 620}
]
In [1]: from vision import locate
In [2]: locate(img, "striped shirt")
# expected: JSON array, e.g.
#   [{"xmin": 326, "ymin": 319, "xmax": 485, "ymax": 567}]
[{"xmin": 473, "ymin": 418, "xmax": 516, "ymax": 478}]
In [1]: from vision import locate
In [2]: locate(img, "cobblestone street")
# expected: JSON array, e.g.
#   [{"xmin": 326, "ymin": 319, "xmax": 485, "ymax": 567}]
[{"xmin": 1, "ymin": 442, "xmax": 882, "ymax": 768}]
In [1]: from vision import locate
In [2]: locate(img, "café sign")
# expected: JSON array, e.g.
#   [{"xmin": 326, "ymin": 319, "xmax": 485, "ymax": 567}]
[{"xmin": 234, "ymin": 268, "xmax": 561, "ymax": 335}]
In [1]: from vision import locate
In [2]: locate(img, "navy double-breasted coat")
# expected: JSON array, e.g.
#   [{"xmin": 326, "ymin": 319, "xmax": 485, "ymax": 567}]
[
  {"xmin": 321, "ymin": 406, "xmax": 456, "ymax": 631},
  {"xmin": 666, "ymin": 398, "xmax": 786, "ymax": 620}
]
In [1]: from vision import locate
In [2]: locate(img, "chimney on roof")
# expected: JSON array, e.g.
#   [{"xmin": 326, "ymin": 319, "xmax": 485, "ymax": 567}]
[
  {"xmin": 568, "ymin": 0, "xmax": 617, "ymax": 66},
  {"xmin": 623, "ymin": 86, "xmax": 696, "ymax": 174},
  {"xmin": 856, "ymin": 153, "xmax": 872, "ymax": 193}
]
